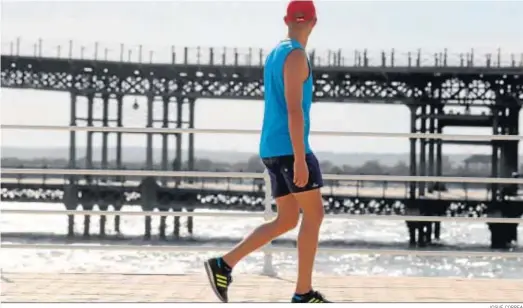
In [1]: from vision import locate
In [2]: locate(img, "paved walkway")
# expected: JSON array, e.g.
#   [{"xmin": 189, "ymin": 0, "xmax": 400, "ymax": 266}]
[{"xmin": 2, "ymin": 272, "xmax": 523, "ymax": 302}]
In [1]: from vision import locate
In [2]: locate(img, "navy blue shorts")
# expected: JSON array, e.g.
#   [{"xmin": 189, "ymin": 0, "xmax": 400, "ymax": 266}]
[{"xmin": 261, "ymin": 153, "xmax": 324, "ymax": 198}]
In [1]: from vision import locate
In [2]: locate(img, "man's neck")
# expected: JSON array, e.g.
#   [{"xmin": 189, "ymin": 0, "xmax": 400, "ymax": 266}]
[{"xmin": 288, "ymin": 31, "xmax": 308, "ymax": 49}]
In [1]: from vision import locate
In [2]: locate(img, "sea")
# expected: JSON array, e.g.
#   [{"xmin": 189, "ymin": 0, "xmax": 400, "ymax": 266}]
[{"xmin": 1, "ymin": 202, "xmax": 522, "ymax": 279}]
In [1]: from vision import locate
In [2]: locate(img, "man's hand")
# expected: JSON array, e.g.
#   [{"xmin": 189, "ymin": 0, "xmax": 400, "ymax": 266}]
[{"xmin": 293, "ymin": 158, "xmax": 309, "ymax": 187}]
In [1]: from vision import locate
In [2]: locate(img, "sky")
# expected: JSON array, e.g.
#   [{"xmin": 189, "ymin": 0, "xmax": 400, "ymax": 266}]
[{"xmin": 1, "ymin": 0, "xmax": 522, "ymax": 156}]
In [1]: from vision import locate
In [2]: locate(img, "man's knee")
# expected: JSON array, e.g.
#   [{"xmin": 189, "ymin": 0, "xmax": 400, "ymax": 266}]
[
  {"xmin": 304, "ymin": 204, "xmax": 324, "ymax": 224},
  {"xmin": 274, "ymin": 210, "xmax": 299, "ymax": 233},
  {"xmin": 294, "ymin": 189, "xmax": 324, "ymax": 224},
  {"xmin": 272, "ymin": 195, "xmax": 301, "ymax": 234},
  {"xmin": 279, "ymin": 214, "xmax": 300, "ymax": 231}
]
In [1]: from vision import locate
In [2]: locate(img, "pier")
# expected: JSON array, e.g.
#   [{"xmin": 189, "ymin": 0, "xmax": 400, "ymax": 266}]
[{"xmin": 1, "ymin": 39, "xmax": 522, "ymax": 249}]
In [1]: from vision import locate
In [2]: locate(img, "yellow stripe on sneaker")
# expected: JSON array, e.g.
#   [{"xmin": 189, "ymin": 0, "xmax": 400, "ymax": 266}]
[
  {"xmin": 308, "ymin": 298, "xmax": 316, "ymax": 303},
  {"xmin": 215, "ymin": 274, "xmax": 228, "ymax": 288}
]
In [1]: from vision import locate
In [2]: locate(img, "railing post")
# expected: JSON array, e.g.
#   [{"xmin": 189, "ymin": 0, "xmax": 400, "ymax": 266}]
[{"xmin": 262, "ymin": 170, "xmax": 276, "ymax": 276}]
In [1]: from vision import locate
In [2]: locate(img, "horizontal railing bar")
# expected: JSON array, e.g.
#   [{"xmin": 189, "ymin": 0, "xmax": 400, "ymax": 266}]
[
  {"xmin": 0, "ymin": 168, "xmax": 262, "ymax": 179},
  {"xmin": 2, "ymin": 243, "xmax": 522, "ymax": 258},
  {"xmin": 2, "ymin": 209, "xmax": 523, "ymax": 223},
  {"xmin": 2, "ymin": 168, "xmax": 523, "ymax": 184},
  {"xmin": 2, "ymin": 124, "xmax": 523, "ymax": 141}
]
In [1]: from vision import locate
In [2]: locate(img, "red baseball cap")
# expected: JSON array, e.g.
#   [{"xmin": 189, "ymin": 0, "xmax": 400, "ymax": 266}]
[{"xmin": 285, "ymin": 0, "xmax": 316, "ymax": 23}]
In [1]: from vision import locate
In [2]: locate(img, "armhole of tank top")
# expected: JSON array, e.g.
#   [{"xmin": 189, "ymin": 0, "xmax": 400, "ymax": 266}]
[
  {"xmin": 283, "ymin": 46, "xmax": 310, "ymax": 84},
  {"xmin": 305, "ymin": 54, "xmax": 312, "ymax": 80},
  {"xmin": 298, "ymin": 47, "xmax": 312, "ymax": 82}
]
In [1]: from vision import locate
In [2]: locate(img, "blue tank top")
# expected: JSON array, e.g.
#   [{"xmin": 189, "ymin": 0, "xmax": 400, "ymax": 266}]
[{"xmin": 259, "ymin": 39, "xmax": 313, "ymax": 158}]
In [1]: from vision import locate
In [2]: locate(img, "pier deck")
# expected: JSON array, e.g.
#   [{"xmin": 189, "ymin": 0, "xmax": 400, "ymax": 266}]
[{"xmin": 2, "ymin": 272, "xmax": 523, "ymax": 302}]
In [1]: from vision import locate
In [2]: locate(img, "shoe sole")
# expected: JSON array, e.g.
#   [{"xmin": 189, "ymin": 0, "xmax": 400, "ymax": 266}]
[{"xmin": 204, "ymin": 261, "xmax": 227, "ymax": 303}]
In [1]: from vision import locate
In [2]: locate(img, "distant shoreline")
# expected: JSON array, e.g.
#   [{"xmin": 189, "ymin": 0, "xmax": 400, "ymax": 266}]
[{"xmin": 4, "ymin": 146, "xmax": 518, "ymax": 166}]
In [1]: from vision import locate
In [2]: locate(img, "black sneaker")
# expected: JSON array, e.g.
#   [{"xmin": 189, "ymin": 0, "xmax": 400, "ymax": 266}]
[
  {"xmin": 204, "ymin": 258, "xmax": 233, "ymax": 303},
  {"xmin": 291, "ymin": 290, "xmax": 331, "ymax": 303}
]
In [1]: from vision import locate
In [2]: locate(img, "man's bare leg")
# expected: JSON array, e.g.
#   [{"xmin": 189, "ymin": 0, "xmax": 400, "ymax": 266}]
[
  {"xmin": 222, "ymin": 194, "xmax": 300, "ymax": 268},
  {"xmin": 292, "ymin": 188, "xmax": 324, "ymax": 294}
]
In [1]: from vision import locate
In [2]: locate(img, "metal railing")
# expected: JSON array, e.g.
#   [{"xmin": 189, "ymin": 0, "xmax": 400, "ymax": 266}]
[
  {"xmin": 3, "ymin": 209, "xmax": 523, "ymax": 224},
  {"xmin": 2, "ymin": 124, "xmax": 523, "ymax": 141},
  {"xmin": 2, "ymin": 168, "xmax": 522, "ymax": 184},
  {"xmin": 2, "ymin": 38, "xmax": 522, "ymax": 68}
]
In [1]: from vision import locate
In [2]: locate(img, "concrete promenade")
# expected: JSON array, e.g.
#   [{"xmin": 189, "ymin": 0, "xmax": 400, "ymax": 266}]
[{"xmin": 2, "ymin": 272, "xmax": 523, "ymax": 302}]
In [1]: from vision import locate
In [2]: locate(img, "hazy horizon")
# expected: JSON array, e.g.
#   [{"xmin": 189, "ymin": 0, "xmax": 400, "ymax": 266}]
[{"xmin": 4, "ymin": 145, "xmax": 523, "ymax": 168}]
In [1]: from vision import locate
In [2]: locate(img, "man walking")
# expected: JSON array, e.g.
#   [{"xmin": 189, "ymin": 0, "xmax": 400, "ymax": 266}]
[{"xmin": 204, "ymin": 0, "xmax": 330, "ymax": 303}]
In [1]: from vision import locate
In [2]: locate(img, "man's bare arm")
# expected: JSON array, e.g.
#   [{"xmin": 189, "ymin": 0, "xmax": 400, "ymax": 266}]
[{"xmin": 283, "ymin": 49, "xmax": 309, "ymax": 161}]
